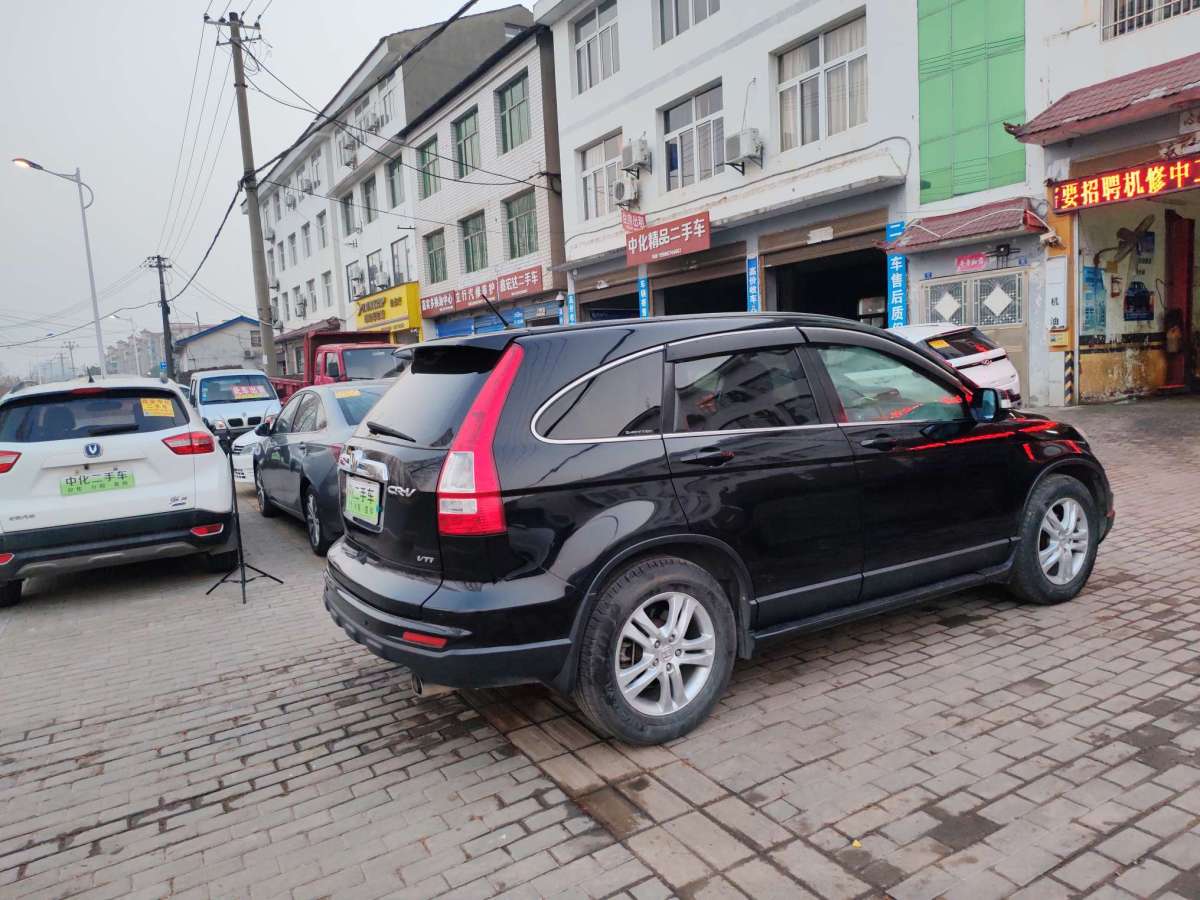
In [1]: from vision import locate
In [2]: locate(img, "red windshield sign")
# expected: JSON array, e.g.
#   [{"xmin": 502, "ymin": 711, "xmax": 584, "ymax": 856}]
[
  {"xmin": 625, "ymin": 212, "xmax": 711, "ymax": 266},
  {"xmin": 1051, "ymin": 154, "xmax": 1200, "ymax": 213}
]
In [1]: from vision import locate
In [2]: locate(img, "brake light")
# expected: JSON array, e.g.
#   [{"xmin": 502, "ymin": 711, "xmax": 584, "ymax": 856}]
[
  {"xmin": 0, "ymin": 451, "xmax": 20, "ymax": 474},
  {"xmin": 436, "ymin": 343, "xmax": 524, "ymax": 536},
  {"xmin": 401, "ymin": 630, "xmax": 448, "ymax": 649},
  {"xmin": 0, "ymin": 553, "xmax": 12, "ymax": 566},
  {"xmin": 162, "ymin": 431, "xmax": 215, "ymax": 455},
  {"xmin": 71, "ymin": 387, "xmax": 106, "ymax": 396},
  {"xmin": 330, "ymin": 443, "xmax": 344, "ymax": 461},
  {"xmin": 190, "ymin": 524, "xmax": 224, "ymax": 537}
]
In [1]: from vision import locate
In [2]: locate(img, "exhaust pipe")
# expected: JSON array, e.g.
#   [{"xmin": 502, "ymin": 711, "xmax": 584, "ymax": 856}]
[{"xmin": 409, "ymin": 672, "xmax": 455, "ymax": 699}]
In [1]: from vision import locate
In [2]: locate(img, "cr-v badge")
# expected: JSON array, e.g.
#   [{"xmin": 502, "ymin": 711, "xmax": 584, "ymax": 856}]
[{"xmin": 387, "ymin": 485, "xmax": 416, "ymax": 498}]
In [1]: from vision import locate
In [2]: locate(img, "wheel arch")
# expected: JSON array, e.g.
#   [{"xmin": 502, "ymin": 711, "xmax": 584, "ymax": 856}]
[{"xmin": 1026, "ymin": 458, "xmax": 1109, "ymax": 523}]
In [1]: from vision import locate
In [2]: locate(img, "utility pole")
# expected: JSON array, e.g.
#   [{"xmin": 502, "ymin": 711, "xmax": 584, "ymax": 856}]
[
  {"xmin": 212, "ymin": 11, "xmax": 278, "ymax": 375},
  {"xmin": 147, "ymin": 254, "xmax": 176, "ymax": 380},
  {"xmin": 63, "ymin": 341, "xmax": 78, "ymax": 378}
]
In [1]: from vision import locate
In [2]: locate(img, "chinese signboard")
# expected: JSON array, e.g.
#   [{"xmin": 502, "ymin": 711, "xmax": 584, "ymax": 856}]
[
  {"xmin": 746, "ymin": 257, "xmax": 761, "ymax": 312},
  {"xmin": 354, "ymin": 283, "xmax": 420, "ymax": 331},
  {"xmin": 955, "ymin": 251, "xmax": 989, "ymax": 273},
  {"xmin": 637, "ymin": 277, "xmax": 650, "ymax": 318},
  {"xmin": 885, "ymin": 221, "xmax": 908, "ymax": 328},
  {"xmin": 1050, "ymin": 154, "xmax": 1200, "ymax": 213},
  {"xmin": 420, "ymin": 290, "xmax": 457, "ymax": 318},
  {"xmin": 1045, "ymin": 256, "xmax": 1070, "ymax": 351},
  {"xmin": 565, "ymin": 292, "xmax": 577, "ymax": 324},
  {"xmin": 497, "ymin": 265, "xmax": 543, "ymax": 300},
  {"xmin": 420, "ymin": 266, "xmax": 548, "ymax": 318},
  {"xmin": 620, "ymin": 208, "xmax": 647, "ymax": 232},
  {"xmin": 625, "ymin": 212, "xmax": 711, "ymax": 266},
  {"xmin": 456, "ymin": 279, "xmax": 498, "ymax": 312}
]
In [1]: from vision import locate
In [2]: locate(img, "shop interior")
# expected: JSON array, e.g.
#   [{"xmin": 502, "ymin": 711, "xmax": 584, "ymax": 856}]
[
  {"xmin": 661, "ymin": 272, "xmax": 748, "ymax": 316},
  {"xmin": 772, "ymin": 247, "xmax": 888, "ymax": 326}
]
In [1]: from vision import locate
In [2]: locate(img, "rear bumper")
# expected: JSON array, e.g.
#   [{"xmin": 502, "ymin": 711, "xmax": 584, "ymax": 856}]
[{"xmin": 0, "ymin": 510, "xmax": 236, "ymax": 581}]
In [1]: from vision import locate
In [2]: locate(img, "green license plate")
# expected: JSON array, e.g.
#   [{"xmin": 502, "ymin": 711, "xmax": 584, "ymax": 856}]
[
  {"xmin": 60, "ymin": 469, "xmax": 135, "ymax": 496},
  {"xmin": 344, "ymin": 476, "xmax": 381, "ymax": 526}
]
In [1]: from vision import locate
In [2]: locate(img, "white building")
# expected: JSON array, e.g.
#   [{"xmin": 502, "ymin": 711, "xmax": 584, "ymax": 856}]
[
  {"xmin": 105, "ymin": 324, "xmax": 205, "ymax": 377},
  {"xmin": 254, "ymin": 5, "xmax": 532, "ymax": 374},
  {"xmin": 408, "ymin": 24, "xmax": 567, "ymax": 336},
  {"xmin": 172, "ymin": 316, "xmax": 264, "ymax": 377}
]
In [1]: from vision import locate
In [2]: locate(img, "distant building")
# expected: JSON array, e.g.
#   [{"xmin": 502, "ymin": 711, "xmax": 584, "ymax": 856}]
[
  {"xmin": 105, "ymin": 324, "xmax": 205, "ymax": 377},
  {"xmin": 172, "ymin": 316, "xmax": 264, "ymax": 377}
]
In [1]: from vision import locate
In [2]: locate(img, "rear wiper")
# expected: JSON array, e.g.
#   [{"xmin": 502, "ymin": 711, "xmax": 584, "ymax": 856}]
[
  {"xmin": 87, "ymin": 425, "xmax": 141, "ymax": 436},
  {"xmin": 366, "ymin": 420, "xmax": 415, "ymax": 442}
]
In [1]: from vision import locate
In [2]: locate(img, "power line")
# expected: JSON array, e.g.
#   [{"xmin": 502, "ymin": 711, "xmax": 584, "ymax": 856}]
[
  {"xmin": 0, "ymin": 300, "xmax": 163, "ymax": 349},
  {"xmin": 0, "ymin": 263, "xmax": 150, "ymax": 331},
  {"xmin": 157, "ymin": 20, "xmax": 209, "ymax": 252},
  {"xmin": 166, "ymin": 183, "xmax": 243, "ymax": 303}
]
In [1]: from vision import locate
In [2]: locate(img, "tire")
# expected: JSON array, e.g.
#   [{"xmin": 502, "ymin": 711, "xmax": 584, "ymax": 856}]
[
  {"xmin": 254, "ymin": 465, "xmax": 278, "ymax": 518},
  {"xmin": 574, "ymin": 556, "xmax": 736, "ymax": 745},
  {"xmin": 203, "ymin": 550, "xmax": 239, "ymax": 574},
  {"xmin": 303, "ymin": 487, "xmax": 332, "ymax": 556},
  {"xmin": 1008, "ymin": 474, "xmax": 1099, "ymax": 605},
  {"xmin": 0, "ymin": 580, "xmax": 22, "ymax": 608}
]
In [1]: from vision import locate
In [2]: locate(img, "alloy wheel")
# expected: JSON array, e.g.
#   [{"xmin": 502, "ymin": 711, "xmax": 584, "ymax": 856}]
[
  {"xmin": 614, "ymin": 591, "xmax": 716, "ymax": 717},
  {"xmin": 255, "ymin": 470, "xmax": 268, "ymax": 512},
  {"xmin": 1038, "ymin": 497, "xmax": 1089, "ymax": 585},
  {"xmin": 306, "ymin": 492, "xmax": 320, "ymax": 549}
]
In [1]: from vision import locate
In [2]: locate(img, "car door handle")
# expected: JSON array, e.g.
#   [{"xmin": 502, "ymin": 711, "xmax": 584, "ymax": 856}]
[
  {"xmin": 859, "ymin": 434, "xmax": 897, "ymax": 451},
  {"xmin": 678, "ymin": 447, "xmax": 735, "ymax": 467}
]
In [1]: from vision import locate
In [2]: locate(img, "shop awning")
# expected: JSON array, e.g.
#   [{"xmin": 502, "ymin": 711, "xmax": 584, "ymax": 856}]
[
  {"xmin": 1007, "ymin": 52, "xmax": 1200, "ymax": 146},
  {"xmin": 884, "ymin": 198, "xmax": 1044, "ymax": 253}
]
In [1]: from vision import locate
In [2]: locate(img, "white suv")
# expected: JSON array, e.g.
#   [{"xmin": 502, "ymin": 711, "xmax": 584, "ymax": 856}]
[{"xmin": 0, "ymin": 377, "xmax": 237, "ymax": 607}]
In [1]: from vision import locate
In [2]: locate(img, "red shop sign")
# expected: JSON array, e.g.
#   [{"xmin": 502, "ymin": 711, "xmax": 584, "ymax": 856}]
[
  {"xmin": 1050, "ymin": 153, "xmax": 1200, "ymax": 214},
  {"xmin": 620, "ymin": 207, "xmax": 647, "ymax": 233},
  {"xmin": 625, "ymin": 211, "xmax": 711, "ymax": 266},
  {"xmin": 955, "ymin": 251, "xmax": 989, "ymax": 273},
  {"xmin": 455, "ymin": 279, "xmax": 498, "ymax": 312},
  {"xmin": 498, "ymin": 265, "xmax": 543, "ymax": 301},
  {"xmin": 420, "ymin": 290, "xmax": 458, "ymax": 318}
]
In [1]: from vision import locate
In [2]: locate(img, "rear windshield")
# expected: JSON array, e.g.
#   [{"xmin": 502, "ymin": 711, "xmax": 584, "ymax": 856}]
[
  {"xmin": 343, "ymin": 347, "xmax": 405, "ymax": 380},
  {"xmin": 332, "ymin": 386, "xmax": 386, "ymax": 425},
  {"xmin": 360, "ymin": 346, "xmax": 499, "ymax": 448},
  {"xmin": 0, "ymin": 389, "xmax": 188, "ymax": 443},
  {"xmin": 198, "ymin": 373, "xmax": 276, "ymax": 404},
  {"xmin": 925, "ymin": 328, "xmax": 999, "ymax": 361}
]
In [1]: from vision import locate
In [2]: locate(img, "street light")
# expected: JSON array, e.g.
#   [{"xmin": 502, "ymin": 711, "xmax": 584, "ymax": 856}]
[
  {"xmin": 13, "ymin": 156, "xmax": 105, "ymax": 379},
  {"xmin": 109, "ymin": 313, "xmax": 142, "ymax": 376}
]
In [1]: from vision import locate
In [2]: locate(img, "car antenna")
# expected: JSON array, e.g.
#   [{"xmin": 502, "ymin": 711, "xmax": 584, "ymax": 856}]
[{"xmin": 479, "ymin": 292, "xmax": 511, "ymax": 329}]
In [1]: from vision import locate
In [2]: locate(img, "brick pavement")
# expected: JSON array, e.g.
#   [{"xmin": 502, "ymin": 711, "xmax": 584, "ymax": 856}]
[{"xmin": 2, "ymin": 396, "xmax": 1199, "ymax": 898}]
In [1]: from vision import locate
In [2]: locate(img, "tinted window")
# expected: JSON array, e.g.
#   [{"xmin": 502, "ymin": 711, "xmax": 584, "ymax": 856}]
[
  {"xmin": 817, "ymin": 344, "xmax": 965, "ymax": 423},
  {"xmin": 343, "ymin": 347, "xmax": 405, "ymax": 379},
  {"xmin": 273, "ymin": 393, "xmax": 305, "ymax": 434},
  {"xmin": 0, "ymin": 389, "xmax": 188, "ymax": 443},
  {"xmin": 925, "ymin": 328, "xmax": 1000, "ymax": 361},
  {"xmin": 292, "ymin": 394, "xmax": 320, "ymax": 432},
  {"xmin": 198, "ymin": 373, "xmax": 276, "ymax": 404},
  {"xmin": 333, "ymin": 386, "xmax": 385, "ymax": 425},
  {"xmin": 673, "ymin": 347, "xmax": 817, "ymax": 432},
  {"xmin": 364, "ymin": 345, "xmax": 500, "ymax": 448},
  {"xmin": 539, "ymin": 352, "xmax": 663, "ymax": 440}
]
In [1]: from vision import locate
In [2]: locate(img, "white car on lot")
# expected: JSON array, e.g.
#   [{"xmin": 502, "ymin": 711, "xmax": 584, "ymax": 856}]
[
  {"xmin": 0, "ymin": 377, "xmax": 237, "ymax": 607},
  {"xmin": 230, "ymin": 426, "xmax": 267, "ymax": 483},
  {"xmin": 187, "ymin": 369, "xmax": 281, "ymax": 438},
  {"xmin": 890, "ymin": 324, "xmax": 1022, "ymax": 404}
]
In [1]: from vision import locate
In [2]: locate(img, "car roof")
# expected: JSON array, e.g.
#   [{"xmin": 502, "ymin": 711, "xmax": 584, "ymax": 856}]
[
  {"xmin": 0, "ymin": 376, "xmax": 186, "ymax": 405},
  {"xmin": 304, "ymin": 380, "xmax": 393, "ymax": 396},
  {"xmin": 889, "ymin": 323, "xmax": 972, "ymax": 342},
  {"xmin": 193, "ymin": 368, "xmax": 268, "ymax": 379}
]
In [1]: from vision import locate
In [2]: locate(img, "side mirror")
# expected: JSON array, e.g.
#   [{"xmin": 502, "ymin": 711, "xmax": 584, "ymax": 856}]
[
  {"xmin": 971, "ymin": 387, "xmax": 1002, "ymax": 423},
  {"xmin": 257, "ymin": 415, "xmax": 276, "ymax": 436}
]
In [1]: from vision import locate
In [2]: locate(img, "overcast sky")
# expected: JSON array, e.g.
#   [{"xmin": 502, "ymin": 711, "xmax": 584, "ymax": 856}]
[{"xmin": 0, "ymin": 0, "xmax": 527, "ymax": 376}]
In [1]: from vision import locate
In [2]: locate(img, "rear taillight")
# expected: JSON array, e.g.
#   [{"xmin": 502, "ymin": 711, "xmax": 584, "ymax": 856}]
[
  {"xmin": 330, "ymin": 443, "xmax": 344, "ymax": 462},
  {"xmin": 401, "ymin": 630, "xmax": 448, "ymax": 649},
  {"xmin": 162, "ymin": 432, "xmax": 215, "ymax": 455},
  {"xmin": 0, "ymin": 553, "xmax": 13, "ymax": 566},
  {"xmin": 0, "ymin": 451, "xmax": 20, "ymax": 474},
  {"xmin": 436, "ymin": 343, "xmax": 524, "ymax": 536},
  {"xmin": 190, "ymin": 524, "xmax": 224, "ymax": 537}
]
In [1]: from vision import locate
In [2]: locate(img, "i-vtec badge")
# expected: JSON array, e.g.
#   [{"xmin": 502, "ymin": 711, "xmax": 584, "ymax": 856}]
[{"xmin": 387, "ymin": 485, "xmax": 416, "ymax": 498}]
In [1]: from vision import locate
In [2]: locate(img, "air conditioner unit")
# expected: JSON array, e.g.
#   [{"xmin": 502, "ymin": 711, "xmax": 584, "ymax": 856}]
[
  {"xmin": 346, "ymin": 157, "xmax": 358, "ymax": 170},
  {"xmin": 301, "ymin": 178, "xmax": 314, "ymax": 192},
  {"xmin": 612, "ymin": 173, "xmax": 640, "ymax": 207},
  {"xmin": 367, "ymin": 114, "xmax": 382, "ymax": 133},
  {"xmin": 724, "ymin": 128, "xmax": 764, "ymax": 172},
  {"xmin": 269, "ymin": 279, "xmax": 280, "ymax": 291},
  {"xmin": 341, "ymin": 136, "xmax": 357, "ymax": 153},
  {"xmin": 621, "ymin": 138, "xmax": 651, "ymax": 173},
  {"xmin": 296, "ymin": 297, "xmax": 307, "ymax": 316},
  {"xmin": 375, "ymin": 274, "xmax": 390, "ymax": 290},
  {"xmin": 243, "ymin": 349, "xmax": 255, "ymax": 359}
]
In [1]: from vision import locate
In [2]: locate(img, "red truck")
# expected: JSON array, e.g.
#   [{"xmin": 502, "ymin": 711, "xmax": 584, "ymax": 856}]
[{"xmin": 270, "ymin": 331, "xmax": 403, "ymax": 402}]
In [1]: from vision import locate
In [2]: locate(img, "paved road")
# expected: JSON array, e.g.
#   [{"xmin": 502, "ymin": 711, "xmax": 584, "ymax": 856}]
[{"xmin": 2, "ymin": 397, "xmax": 1198, "ymax": 899}]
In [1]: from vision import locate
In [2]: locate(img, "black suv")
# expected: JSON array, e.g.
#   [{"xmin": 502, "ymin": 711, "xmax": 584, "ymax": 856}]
[{"xmin": 325, "ymin": 314, "xmax": 1113, "ymax": 744}]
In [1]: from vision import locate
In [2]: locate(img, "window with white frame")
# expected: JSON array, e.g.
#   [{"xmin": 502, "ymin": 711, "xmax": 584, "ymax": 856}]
[
  {"xmin": 660, "ymin": 0, "xmax": 719, "ymax": 43},
  {"xmin": 292, "ymin": 286, "xmax": 303, "ymax": 318},
  {"xmin": 499, "ymin": 74, "xmax": 530, "ymax": 153},
  {"xmin": 461, "ymin": 212, "xmax": 488, "ymax": 273},
  {"xmin": 267, "ymin": 248, "xmax": 276, "ymax": 280},
  {"xmin": 575, "ymin": 1, "xmax": 619, "ymax": 93},
  {"xmin": 301, "ymin": 223, "xmax": 312, "ymax": 258},
  {"xmin": 340, "ymin": 194, "xmax": 356, "ymax": 235},
  {"xmin": 777, "ymin": 15, "xmax": 867, "ymax": 152},
  {"xmin": 425, "ymin": 230, "xmax": 447, "ymax": 283},
  {"xmin": 366, "ymin": 249, "xmax": 385, "ymax": 291},
  {"xmin": 346, "ymin": 260, "xmax": 364, "ymax": 299},
  {"xmin": 453, "ymin": 109, "xmax": 480, "ymax": 177},
  {"xmin": 665, "ymin": 84, "xmax": 724, "ymax": 191},
  {"xmin": 261, "ymin": 201, "xmax": 270, "ymax": 227},
  {"xmin": 316, "ymin": 211, "xmax": 328, "ymax": 249},
  {"xmin": 391, "ymin": 237, "xmax": 411, "ymax": 283},
  {"xmin": 386, "ymin": 158, "xmax": 403, "ymax": 207},
  {"xmin": 306, "ymin": 278, "xmax": 316, "ymax": 309},
  {"xmin": 362, "ymin": 176, "xmax": 378, "ymax": 224},
  {"xmin": 418, "ymin": 138, "xmax": 440, "ymax": 199},
  {"xmin": 505, "ymin": 191, "xmax": 538, "ymax": 259},
  {"xmin": 287, "ymin": 234, "xmax": 297, "ymax": 266},
  {"xmin": 921, "ymin": 269, "xmax": 1025, "ymax": 328},
  {"xmin": 581, "ymin": 133, "xmax": 622, "ymax": 220},
  {"xmin": 1104, "ymin": 0, "xmax": 1196, "ymax": 38},
  {"xmin": 321, "ymin": 271, "xmax": 333, "ymax": 307},
  {"xmin": 272, "ymin": 193, "xmax": 281, "ymax": 221},
  {"xmin": 309, "ymin": 149, "xmax": 322, "ymax": 188},
  {"xmin": 277, "ymin": 241, "xmax": 285, "ymax": 272}
]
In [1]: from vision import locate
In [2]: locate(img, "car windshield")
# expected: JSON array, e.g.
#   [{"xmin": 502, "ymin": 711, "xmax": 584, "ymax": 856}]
[
  {"xmin": 925, "ymin": 328, "xmax": 999, "ymax": 361},
  {"xmin": 198, "ymin": 374, "xmax": 276, "ymax": 404},
  {"xmin": 0, "ymin": 389, "xmax": 189, "ymax": 442},
  {"xmin": 342, "ymin": 347, "xmax": 405, "ymax": 380},
  {"xmin": 332, "ymin": 386, "xmax": 386, "ymax": 425}
]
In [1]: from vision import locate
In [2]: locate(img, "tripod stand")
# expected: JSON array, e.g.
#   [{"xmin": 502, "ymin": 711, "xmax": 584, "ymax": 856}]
[{"xmin": 207, "ymin": 432, "xmax": 283, "ymax": 604}]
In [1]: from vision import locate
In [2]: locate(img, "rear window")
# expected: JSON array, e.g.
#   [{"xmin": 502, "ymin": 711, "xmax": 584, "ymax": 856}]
[
  {"xmin": 925, "ymin": 328, "xmax": 999, "ymax": 361},
  {"xmin": 343, "ymin": 347, "xmax": 405, "ymax": 380},
  {"xmin": 332, "ymin": 386, "xmax": 386, "ymax": 425},
  {"xmin": 198, "ymin": 373, "xmax": 276, "ymax": 404},
  {"xmin": 362, "ymin": 346, "xmax": 500, "ymax": 448},
  {"xmin": 537, "ymin": 351, "xmax": 663, "ymax": 441},
  {"xmin": 0, "ymin": 389, "xmax": 189, "ymax": 443}
]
